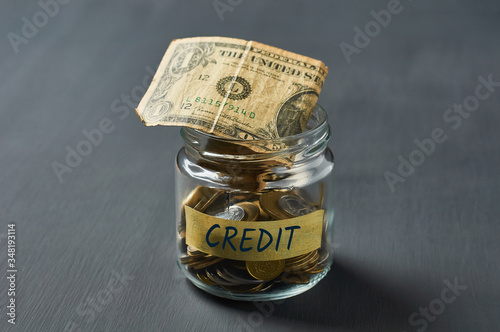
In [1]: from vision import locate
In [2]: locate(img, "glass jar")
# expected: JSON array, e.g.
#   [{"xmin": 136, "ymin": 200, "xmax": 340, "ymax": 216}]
[{"xmin": 175, "ymin": 104, "xmax": 334, "ymax": 301}]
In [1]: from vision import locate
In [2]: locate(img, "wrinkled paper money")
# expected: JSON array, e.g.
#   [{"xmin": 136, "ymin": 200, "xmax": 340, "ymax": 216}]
[{"xmin": 136, "ymin": 36, "xmax": 328, "ymax": 143}]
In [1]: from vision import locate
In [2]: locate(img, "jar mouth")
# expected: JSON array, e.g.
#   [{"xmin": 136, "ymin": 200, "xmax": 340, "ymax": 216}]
[
  {"xmin": 181, "ymin": 104, "xmax": 328, "ymax": 144},
  {"xmin": 181, "ymin": 104, "xmax": 330, "ymax": 162}
]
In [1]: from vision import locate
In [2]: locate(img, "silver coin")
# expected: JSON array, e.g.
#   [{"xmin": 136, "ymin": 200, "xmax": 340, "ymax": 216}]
[
  {"xmin": 214, "ymin": 205, "xmax": 245, "ymax": 221},
  {"xmin": 278, "ymin": 195, "xmax": 316, "ymax": 217},
  {"xmin": 217, "ymin": 265, "xmax": 262, "ymax": 285},
  {"xmin": 206, "ymin": 267, "xmax": 240, "ymax": 286}
]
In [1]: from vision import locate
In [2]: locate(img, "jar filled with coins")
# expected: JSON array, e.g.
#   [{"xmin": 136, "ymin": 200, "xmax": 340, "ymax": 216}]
[{"xmin": 175, "ymin": 105, "xmax": 334, "ymax": 301}]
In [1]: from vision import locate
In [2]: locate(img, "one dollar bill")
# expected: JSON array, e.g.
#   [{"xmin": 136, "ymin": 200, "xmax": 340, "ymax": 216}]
[{"xmin": 136, "ymin": 36, "xmax": 328, "ymax": 143}]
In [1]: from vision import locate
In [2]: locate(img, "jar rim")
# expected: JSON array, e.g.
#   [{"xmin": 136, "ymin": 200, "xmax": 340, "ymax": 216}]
[{"xmin": 181, "ymin": 104, "xmax": 329, "ymax": 145}]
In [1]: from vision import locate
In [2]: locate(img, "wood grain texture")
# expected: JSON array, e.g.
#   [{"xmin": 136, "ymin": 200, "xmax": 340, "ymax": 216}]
[{"xmin": 0, "ymin": 1, "xmax": 499, "ymax": 331}]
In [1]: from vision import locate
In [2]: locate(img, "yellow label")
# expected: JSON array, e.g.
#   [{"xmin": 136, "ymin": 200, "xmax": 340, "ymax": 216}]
[{"xmin": 185, "ymin": 206, "xmax": 324, "ymax": 261}]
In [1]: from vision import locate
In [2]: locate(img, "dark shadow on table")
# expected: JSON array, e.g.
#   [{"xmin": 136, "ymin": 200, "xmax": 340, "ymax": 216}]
[{"xmin": 187, "ymin": 259, "xmax": 441, "ymax": 331}]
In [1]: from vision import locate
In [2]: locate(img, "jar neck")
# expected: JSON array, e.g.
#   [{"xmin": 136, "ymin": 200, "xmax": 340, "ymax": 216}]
[{"xmin": 181, "ymin": 104, "xmax": 331, "ymax": 166}]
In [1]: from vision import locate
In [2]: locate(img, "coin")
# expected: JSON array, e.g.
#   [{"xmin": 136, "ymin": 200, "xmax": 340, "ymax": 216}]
[
  {"xmin": 214, "ymin": 205, "xmax": 245, "ymax": 221},
  {"xmin": 259, "ymin": 191, "xmax": 290, "ymax": 220},
  {"xmin": 181, "ymin": 184, "xmax": 324, "ymax": 290},
  {"xmin": 228, "ymin": 260, "xmax": 247, "ymax": 271},
  {"xmin": 191, "ymin": 257, "xmax": 223, "ymax": 270},
  {"xmin": 252, "ymin": 200, "xmax": 271, "ymax": 221},
  {"xmin": 180, "ymin": 186, "xmax": 223, "ymax": 232},
  {"xmin": 215, "ymin": 266, "xmax": 247, "ymax": 285},
  {"xmin": 236, "ymin": 202, "xmax": 259, "ymax": 221},
  {"xmin": 180, "ymin": 254, "xmax": 195, "ymax": 265},
  {"xmin": 196, "ymin": 188, "xmax": 223, "ymax": 212},
  {"xmin": 230, "ymin": 192, "xmax": 256, "ymax": 203},
  {"xmin": 205, "ymin": 267, "xmax": 241, "ymax": 286},
  {"xmin": 281, "ymin": 273, "xmax": 311, "ymax": 284},
  {"xmin": 197, "ymin": 160, "xmax": 267, "ymax": 192},
  {"xmin": 300, "ymin": 259, "xmax": 320, "ymax": 273},
  {"xmin": 211, "ymin": 201, "xmax": 260, "ymax": 222},
  {"xmin": 187, "ymin": 246, "xmax": 206, "ymax": 258},
  {"xmin": 278, "ymin": 194, "xmax": 316, "ymax": 217},
  {"xmin": 216, "ymin": 264, "xmax": 262, "ymax": 285},
  {"xmin": 260, "ymin": 191, "xmax": 319, "ymax": 220},
  {"xmin": 246, "ymin": 260, "xmax": 285, "ymax": 280},
  {"xmin": 307, "ymin": 264, "xmax": 326, "ymax": 274},
  {"xmin": 257, "ymin": 282, "xmax": 274, "ymax": 292},
  {"xmin": 284, "ymin": 250, "xmax": 314, "ymax": 265},
  {"xmin": 197, "ymin": 271, "xmax": 217, "ymax": 286},
  {"xmin": 183, "ymin": 186, "xmax": 223, "ymax": 212},
  {"xmin": 293, "ymin": 188, "xmax": 319, "ymax": 207},
  {"xmin": 307, "ymin": 248, "xmax": 329, "ymax": 274},
  {"xmin": 181, "ymin": 255, "xmax": 202, "ymax": 265},
  {"xmin": 284, "ymin": 250, "xmax": 318, "ymax": 272},
  {"xmin": 316, "ymin": 247, "xmax": 329, "ymax": 266},
  {"xmin": 183, "ymin": 185, "xmax": 205, "ymax": 208},
  {"xmin": 284, "ymin": 252, "xmax": 309, "ymax": 266}
]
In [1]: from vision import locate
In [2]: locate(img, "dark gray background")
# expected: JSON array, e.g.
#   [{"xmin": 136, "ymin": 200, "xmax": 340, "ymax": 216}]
[{"xmin": 1, "ymin": 1, "xmax": 499, "ymax": 331}]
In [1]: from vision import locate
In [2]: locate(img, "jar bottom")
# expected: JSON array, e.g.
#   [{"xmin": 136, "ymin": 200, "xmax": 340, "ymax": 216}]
[{"xmin": 177, "ymin": 260, "xmax": 331, "ymax": 301}]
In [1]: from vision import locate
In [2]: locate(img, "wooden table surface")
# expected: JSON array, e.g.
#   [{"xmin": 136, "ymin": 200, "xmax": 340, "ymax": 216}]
[{"xmin": 1, "ymin": 1, "xmax": 499, "ymax": 331}]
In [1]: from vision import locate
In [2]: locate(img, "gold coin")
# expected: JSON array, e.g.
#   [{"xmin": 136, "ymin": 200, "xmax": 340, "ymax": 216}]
[
  {"xmin": 246, "ymin": 260, "xmax": 285, "ymax": 281},
  {"xmin": 196, "ymin": 188, "xmax": 223, "ymax": 212},
  {"xmin": 236, "ymin": 202, "xmax": 260, "ymax": 221},
  {"xmin": 204, "ymin": 193, "xmax": 230, "ymax": 216},
  {"xmin": 230, "ymin": 193, "xmax": 256, "ymax": 203},
  {"xmin": 183, "ymin": 186, "xmax": 205, "ymax": 208},
  {"xmin": 252, "ymin": 200, "xmax": 272, "ymax": 221},
  {"xmin": 285, "ymin": 250, "xmax": 319, "ymax": 273},
  {"xmin": 229, "ymin": 260, "xmax": 247, "ymax": 271},
  {"xmin": 183, "ymin": 186, "xmax": 223, "ymax": 212},
  {"xmin": 307, "ymin": 264, "xmax": 326, "ymax": 274},
  {"xmin": 305, "ymin": 248, "xmax": 328, "ymax": 274},
  {"xmin": 180, "ymin": 254, "xmax": 203, "ymax": 266},
  {"xmin": 191, "ymin": 257, "xmax": 223, "ymax": 270},
  {"xmin": 183, "ymin": 186, "xmax": 219, "ymax": 209},
  {"xmin": 284, "ymin": 251, "xmax": 315, "ymax": 268},
  {"xmin": 197, "ymin": 271, "xmax": 217, "ymax": 286},
  {"xmin": 281, "ymin": 273, "xmax": 311, "ymax": 284},
  {"xmin": 186, "ymin": 246, "xmax": 206, "ymax": 258},
  {"xmin": 284, "ymin": 252, "xmax": 310, "ymax": 263},
  {"xmin": 259, "ymin": 191, "xmax": 290, "ymax": 220},
  {"xmin": 300, "ymin": 260, "xmax": 321, "ymax": 273}
]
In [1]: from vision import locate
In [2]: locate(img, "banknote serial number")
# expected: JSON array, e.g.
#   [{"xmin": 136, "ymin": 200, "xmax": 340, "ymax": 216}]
[{"xmin": 182, "ymin": 97, "xmax": 256, "ymax": 119}]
